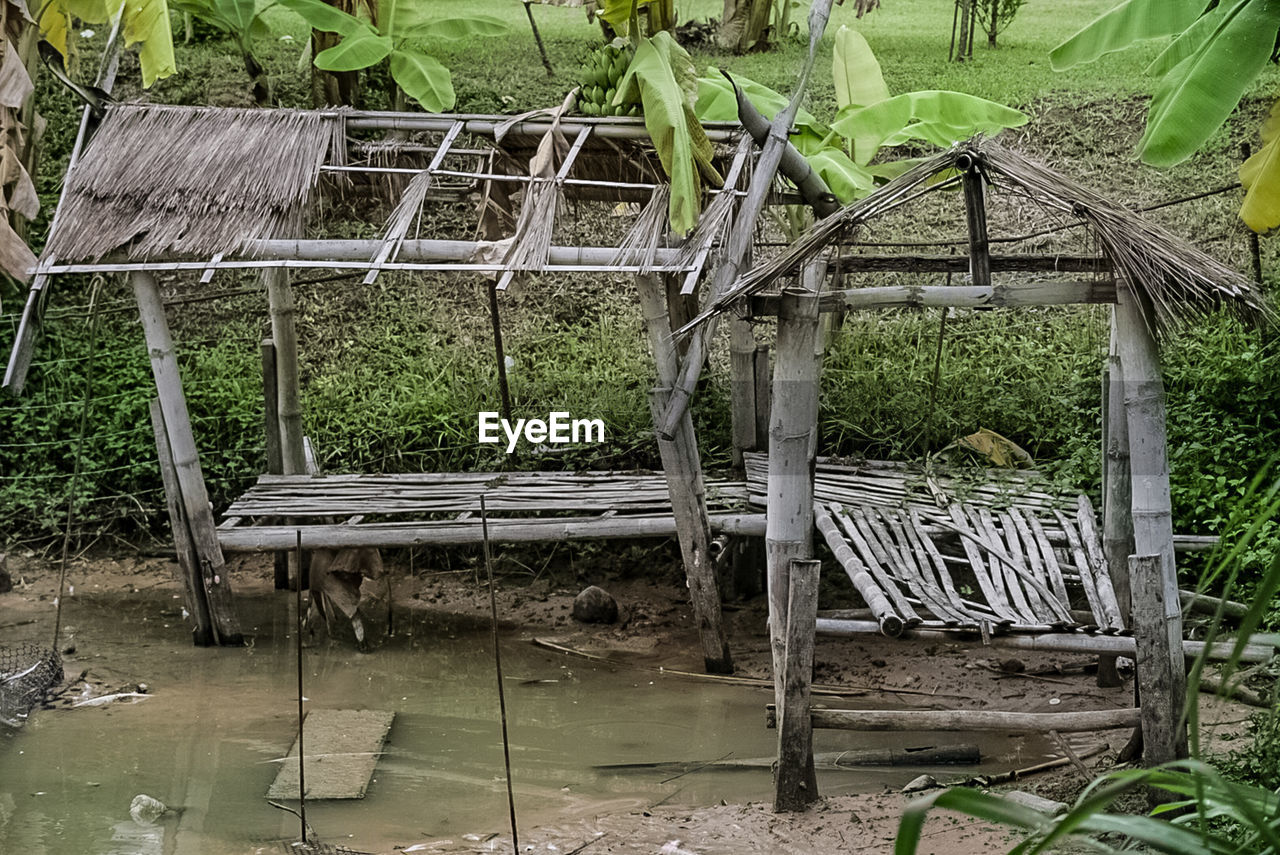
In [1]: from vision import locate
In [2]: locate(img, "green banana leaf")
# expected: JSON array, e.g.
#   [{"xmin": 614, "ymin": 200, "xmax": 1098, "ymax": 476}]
[
  {"xmin": 314, "ymin": 26, "xmax": 393, "ymax": 71},
  {"xmin": 1137, "ymin": 0, "xmax": 1279, "ymax": 167},
  {"xmin": 390, "ymin": 48, "xmax": 454, "ymax": 112},
  {"xmin": 409, "ymin": 16, "xmax": 508, "ymax": 40},
  {"xmin": 1144, "ymin": 4, "xmax": 1223, "ymax": 77},
  {"xmin": 276, "ymin": 0, "xmax": 365, "ymax": 35},
  {"xmin": 695, "ymin": 68, "xmax": 831, "ymax": 145},
  {"xmin": 832, "ymin": 25, "xmax": 889, "ymax": 110},
  {"xmin": 804, "ymin": 148, "xmax": 875, "ymax": 203},
  {"xmin": 832, "ymin": 91, "xmax": 1027, "ymax": 166},
  {"xmin": 1048, "ymin": 0, "xmax": 1203, "ymax": 70},
  {"xmin": 618, "ymin": 32, "xmax": 719, "ymax": 235},
  {"xmin": 597, "ymin": 0, "xmax": 658, "ymax": 31}
]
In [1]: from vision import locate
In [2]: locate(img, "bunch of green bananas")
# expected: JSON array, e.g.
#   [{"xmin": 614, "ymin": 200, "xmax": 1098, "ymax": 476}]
[{"xmin": 575, "ymin": 44, "xmax": 642, "ymax": 118}]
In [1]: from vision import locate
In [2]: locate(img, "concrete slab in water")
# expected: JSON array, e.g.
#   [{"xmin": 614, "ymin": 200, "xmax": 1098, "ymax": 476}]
[{"xmin": 268, "ymin": 709, "xmax": 394, "ymax": 800}]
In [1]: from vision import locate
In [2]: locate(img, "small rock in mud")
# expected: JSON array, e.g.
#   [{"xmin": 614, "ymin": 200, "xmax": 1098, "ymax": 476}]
[
  {"xmin": 998, "ymin": 658, "xmax": 1026, "ymax": 673},
  {"xmin": 902, "ymin": 774, "xmax": 937, "ymax": 793},
  {"xmin": 572, "ymin": 585, "xmax": 619, "ymax": 624}
]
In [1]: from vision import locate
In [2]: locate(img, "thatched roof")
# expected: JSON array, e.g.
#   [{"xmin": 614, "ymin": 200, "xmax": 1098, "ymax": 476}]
[
  {"xmin": 684, "ymin": 138, "xmax": 1269, "ymax": 333},
  {"xmin": 43, "ymin": 105, "xmax": 340, "ymax": 262}
]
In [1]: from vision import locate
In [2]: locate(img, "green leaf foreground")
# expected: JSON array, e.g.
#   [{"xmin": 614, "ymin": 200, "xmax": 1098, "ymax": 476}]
[
  {"xmin": 1054, "ymin": 0, "xmax": 1280, "ymax": 232},
  {"xmin": 894, "ymin": 462, "xmax": 1280, "ymax": 855}
]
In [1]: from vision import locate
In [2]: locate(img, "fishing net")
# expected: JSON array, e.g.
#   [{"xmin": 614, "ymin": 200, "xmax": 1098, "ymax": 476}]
[{"xmin": 0, "ymin": 643, "xmax": 62, "ymax": 727}]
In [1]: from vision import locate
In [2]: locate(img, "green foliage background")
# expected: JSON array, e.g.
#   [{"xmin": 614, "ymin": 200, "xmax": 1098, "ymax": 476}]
[{"xmin": 1, "ymin": 0, "xmax": 1277, "ymax": 610}]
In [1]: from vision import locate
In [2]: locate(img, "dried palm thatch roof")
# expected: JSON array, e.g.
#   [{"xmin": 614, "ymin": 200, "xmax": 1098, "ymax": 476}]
[
  {"xmin": 43, "ymin": 105, "xmax": 340, "ymax": 262},
  {"xmin": 684, "ymin": 138, "xmax": 1269, "ymax": 334}
]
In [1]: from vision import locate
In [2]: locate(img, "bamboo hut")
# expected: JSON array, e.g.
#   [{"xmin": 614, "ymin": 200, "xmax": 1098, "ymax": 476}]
[{"xmin": 4, "ymin": 101, "xmax": 1269, "ymax": 811}]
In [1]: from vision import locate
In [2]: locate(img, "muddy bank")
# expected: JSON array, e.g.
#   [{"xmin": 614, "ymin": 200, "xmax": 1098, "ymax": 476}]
[{"xmin": 0, "ymin": 551, "xmax": 1254, "ymax": 854}]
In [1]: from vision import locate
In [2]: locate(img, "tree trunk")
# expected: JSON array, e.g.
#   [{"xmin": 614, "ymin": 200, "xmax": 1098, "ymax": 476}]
[{"xmin": 718, "ymin": 0, "xmax": 771, "ymax": 53}]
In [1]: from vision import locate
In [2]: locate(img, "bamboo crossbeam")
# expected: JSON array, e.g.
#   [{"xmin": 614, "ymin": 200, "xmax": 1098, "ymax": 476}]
[
  {"xmin": 217, "ymin": 512, "xmax": 767, "ymax": 550},
  {"xmin": 829, "ymin": 254, "xmax": 1110, "ymax": 274},
  {"xmin": 749, "ymin": 280, "xmax": 1118, "ymax": 314},
  {"xmin": 815, "ymin": 618, "xmax": 1275, "ymax": 662},
  {"xmin": 765, "ymin": 705, "xmax": 1141, "ymax": 734},
  {"xmin": 338, "ymin": 111, "xmax": 743, "ymax": 143}
]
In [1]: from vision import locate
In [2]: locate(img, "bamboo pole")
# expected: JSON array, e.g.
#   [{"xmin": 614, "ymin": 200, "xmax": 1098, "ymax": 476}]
[
  {"xmin": 775, "ymin": 558, "xmax": 820, "ymax": 812},
  {"xmin": 960, "ymin": 157, "xmax": 991, "ymax": 288},
  {"xmin": 814, "ymin": 503, "xmax": 902, "ymax": 636},
  {"xmin": 265, "ymin": 268, "xmax": 306, "ymax": 476},
  {"xmin": 749, "ymin": 280, "xmax": 1117, "ymax": 314},
  {"xmin": 637, "ymin": 274, "xmax": 733, "ymax": 674},
  {"xmin": 729, "ymin": 320, "xmax": 758, "ymax": 469},
  {"xmin": 133, "ymin": 272, "xmax": 242, "ymax": 645},
  {"xmin": 1131, "ymin": 553, "xmax": 1183, "ymax": 769},
  {"xmin": 815, "ymin": 618, "xmax": 1275, "ymax": 663},
  {"xmin": 149, "ymin": 399, "xmax": 214, "ymax": 645},
  {"xmin": 262, "ymin": 340, "xmax": 289, "ymax": 591},
  {"xmin": 766, "ymin": 705, "xmax": 1141, "ymax": 734},
  {"xmin": 218, "ymin": 513, "xmax": 767, "ymax": 551},
  {"xmin": 1101, "ymin": 316, "xmax": 1135, "ymax": 687},
  {"xmin": 1115, "ymin": 281, "xmax": 1187, "ymax": 761},
  {"xmin": 655, "ymin": 0, "xmax": 836, "ymax": 441},
  {"xmin": 766, "ymin": 266, "xmax": 824, "ymax": 702}
]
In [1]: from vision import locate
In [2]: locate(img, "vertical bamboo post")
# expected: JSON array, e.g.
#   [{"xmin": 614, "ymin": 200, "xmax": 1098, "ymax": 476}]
[
  {"xmin": 1115, "ymin": 282, "xmax": 1186, "ymax": 764},
  {"xmin": 149, "ymin": 399, "xmax": 214, "ymax": 645},
  {"xmin": 765, "ymin": 262, "xmax": 824, "ymax": 700},
  {"xmin": 133, "ymin": 272, "xmax": 243, "ymax": 646},
  {"xmin": 1099, "ymin": 317, "xmax": 1134, "ymax": 687},
  {"xmin": 1130, "ymin": 553, "xmax": 1182, "ymax": 778},
  {"xmin": 775, "ymin": 557, "xmax": 820, "ymax": 811},
  {"xmin": 729, "ymin": 319, "xmax": 758, "ymax": 469},
  {"xmin": 754, "ymin": 344, "xmax": 771, "ymax": 452},
  {"xmin": 265, "ymin": 268, "xmax": 306, "ymax": 476},
  {"xmin": 960, "ymin": 157, "xmax": 991, "ymax": 288},
  {"xmin": 729, "ymin": 319, "xmax": 765, "ymax": 600},
  {"xmin": 637, "ymin": 275, "xmax": 733, "ymax": 673},
  {"xmin": 262, "ymin": 340, "xmax": 289, "ymax": 591}
]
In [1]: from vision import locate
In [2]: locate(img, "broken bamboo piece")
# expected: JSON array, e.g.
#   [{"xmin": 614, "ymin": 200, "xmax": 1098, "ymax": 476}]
[
  {"xmin": 775, "ymin": 558, "xmax": 820, "ymax": 811},
  {"xmin": 637, "ymin": 274, "xmax": 733, "ymax": 674},
  {"xmin": 133, "ymin": 271, "xmax": 242, "ymax": 645}
]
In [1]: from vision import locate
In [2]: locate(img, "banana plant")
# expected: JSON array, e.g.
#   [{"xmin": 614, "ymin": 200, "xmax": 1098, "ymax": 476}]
[
  {"xmin": 614, "ymin": 30, "xmax": 720, "ymax": 234},
  {"xmin": 1051, "ymin": 0, "xmax": 1280, "ymax": 234},
  {"xmin": 168, "ymin": 0, "xmax": 276, "ymax": 104},
  {"xmin": 39, "ymin": 0, "xmax": 177, "ymax": 87},
  {"xmin": 694, "ymin": 26, "xmax": 1027, "ymax": 205},
  {"xmin": 278, "ymin": 0, "xmax": 507, "ymax": 112}
]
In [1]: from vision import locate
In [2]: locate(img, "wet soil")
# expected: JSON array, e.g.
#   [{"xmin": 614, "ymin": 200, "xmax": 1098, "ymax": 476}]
[{"xmin": 0, "ymin": 551, "xmax": 1255, "ymax": 854}]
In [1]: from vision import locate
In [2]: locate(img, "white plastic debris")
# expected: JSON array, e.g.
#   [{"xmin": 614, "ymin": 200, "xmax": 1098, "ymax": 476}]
[
  {"xmin": 129, "ymin": 794, "xmax": 167, "ymax": 825},
  {"xmin": 659, "ymin": 842, "xmax": 697, "ymax": 855}
]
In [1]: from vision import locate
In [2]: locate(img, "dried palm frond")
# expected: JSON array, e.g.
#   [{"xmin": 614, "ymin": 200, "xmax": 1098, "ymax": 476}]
[
  {"xmin": 501, "ymin": 179, "xmax": 560, "ymax": 276},
  {"xmin": 674, "ymin": 183, "xmax": 735, "ymax": 276},
  {"xmin": 612, "ymin": 185, "xmax": 669, "ymax": 273},
  {"xmin": 44, "ymin": 104, "xmax": 333, "ymax": 261},
  {"xmin": 682, "ymin": 138, "xmax": 1270, "ymax": 335}
]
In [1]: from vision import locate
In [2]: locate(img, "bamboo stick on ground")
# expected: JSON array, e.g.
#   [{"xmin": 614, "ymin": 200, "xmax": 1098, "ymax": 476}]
[{"xmin": 814, "ymin": 503, "xmax": 903, "ymax": 636}]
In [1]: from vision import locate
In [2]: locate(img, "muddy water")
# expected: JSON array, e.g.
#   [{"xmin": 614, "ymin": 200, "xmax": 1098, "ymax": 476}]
[{"xmin": 2, "ymin": 590, "xmax": 1055, "ymax": 854}]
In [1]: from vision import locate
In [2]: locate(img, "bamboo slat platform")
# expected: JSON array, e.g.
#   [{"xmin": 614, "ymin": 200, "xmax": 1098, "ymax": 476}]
[
  {"xmin": 744, "ymin": 453, "xmax": 1125, "ymax": 636},
  {"xmin": 217, "ymin": 470, "xmax": 760, "ymax": 551}
]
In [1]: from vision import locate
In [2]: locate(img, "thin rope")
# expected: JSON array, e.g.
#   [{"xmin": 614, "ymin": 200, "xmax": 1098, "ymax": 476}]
[
  {"xmin": 482, "ymin": 496, "xmax": 520, "ymax": 854},
  {"xmin": 52, "ymin": 275, "xmax": 104, "ymax": 651}
]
